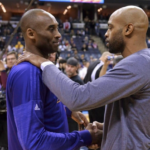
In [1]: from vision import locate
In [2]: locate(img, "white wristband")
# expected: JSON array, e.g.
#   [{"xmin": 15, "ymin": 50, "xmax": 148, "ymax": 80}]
[{"xmin": 41, "ymin": 61, "xmax": 54, "ymax": 71}]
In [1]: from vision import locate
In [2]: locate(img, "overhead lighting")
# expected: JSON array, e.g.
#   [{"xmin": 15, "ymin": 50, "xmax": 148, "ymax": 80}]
[
  {"xmin": 63, "ymin": 9, "xmax": 68, "ymax": 15},
  {"xmin": 67, "ymin": 5, "xmax": 71, "ymax": 9},
  {"xmin": 0, "ymin": 3, "xmax": 6, "ymax": 13}
]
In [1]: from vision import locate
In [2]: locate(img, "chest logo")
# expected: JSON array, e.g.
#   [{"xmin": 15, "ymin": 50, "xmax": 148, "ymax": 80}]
[{"xmin": 35, "ymin": 104, "xmax": 40, "ymax": 110}]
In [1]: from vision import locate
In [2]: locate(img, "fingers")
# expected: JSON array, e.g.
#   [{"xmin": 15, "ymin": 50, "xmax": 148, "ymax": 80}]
[
  {"xmin": 92, "ymin": 121, "xmax": 103, "ymax": 131},
  {"xmin": 77, "ymin": 115, "xmax": 84, "ymax": 124},
  {"xmin": 17, "ymin": 52, "xmax": 32, "ymax": 65},
  {"xmin": 88, "ymin": 144, "xmax": 99, "ymax": 149},
  {"xmin": 79, "ymin": 112, "xmax": 89, "ymax": 126},
  {"xmin": 92, "ymin": 122, "xmax": 98, "ymax": 133}
]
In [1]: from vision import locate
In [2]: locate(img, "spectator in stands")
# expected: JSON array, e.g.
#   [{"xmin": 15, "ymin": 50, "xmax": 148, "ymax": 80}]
[
  {"xmin": 58, "ymin": 20, "xmax": 63, "ymax": 34},
  {"xmin": 71, "ymin": 43, "xmax": 77, "ymax": 49},
  {"xmin": 81, "ymin": 30, "xmax": 85, "ymax": 36},
  {"xmin": 62, "ymin": 38, "xmax": 67, "ymax": 45},
  {"xmin": 0, "ymin": 51, "xmax": 17, "ymax": 89},
  {"xmin": 7, "ymin": 45, "xmax": 16, "ymax": 52},
  {"xmin": 5, "ymin": 51, "xmax": 17, "ymax": 74},
  {"xmin": 63, "ymin": 19, "xmax": 71, "ymax": 34},
  {"xmin": 76, "ymin": 30, "xmax": 82, "ymax": 37},
  {"xmin": 81, "ymin": 44, "xmax": 88, "ymax": 52},
  {"xmin": 3, "ymin": 29, "xmax": 7, "ymax": 36},
  {"xmin": 85, "ymin": 28, "xmax": 89, "ymax": 35},
  {"xmin": 80, "ymin": 54, "xmax": 87, "ymax": 63},
  {"xmin": 0, "ymin": 38, "xmax": 5, "ymax": 49},
  {"xmin": 12, "ymin": 23, "xmax": 17, "ymax": 29},
  {"xmin": 92, "ymin": 41, "xmax": 98, "ymax": 49},
  {"xmin": 66, "ymin": 53, "xmax": 71, "ymax": 60},
  {"xmin": 15, "ymin": 41, "xmax": 24, "ymax": 54},
  {"xmin": 59, "ymin": 59, "xmax": 67, "ymax": 73},
  {"xmin": 70, "ymin": 30, "xmax": 76, "ymax": 38},
  {"xmin": 73, "ymin": 50, "xmax": 80, "ymax": 60},
  {"xmin": 70, "ymin": 38, "xmax": 74, "ymax": 46},
  {"xmin": 66, "ymin": 43, "xmax": 72, "ymax": 51},
  {"xmin": 58, "ymin": 20, "xmax": 63, "ymax": 29},
  {"xmin": 17, "ymin": 32, "xmax": 24, "ymax": 41},
  {"xmin": 79, "ymin": 61, "xmax": 89, "ymax": 80},
  {"xmin": 82, "ymin": 36, "xmax": 89, "ymax": 44},
  {"xmin": 65, "ymin": 57, "xmax": 83, "ymax": 85},
  {"xmin": 90, "ymin": 56, "xmax": 94, "ymax": 62},
  {"xmin": 58, "ymin": 43, "xmax": 66, "ymax": 52},
  {"xmin": 88, "ymin": 43, "xmax": 92, "ymax": 49}
]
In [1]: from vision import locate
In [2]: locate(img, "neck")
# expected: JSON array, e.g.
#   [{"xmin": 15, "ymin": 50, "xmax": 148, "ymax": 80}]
[
  {"xmin": 68, "ymin": 73, "xmax": 77, "ymax": 78},
  {"xmin": 122, "ymin": 40, "xmax": 148, "ymax": 58},
  {"xmin": 25, "ymin": 44, "xmax": 48, "ymax": 59}
]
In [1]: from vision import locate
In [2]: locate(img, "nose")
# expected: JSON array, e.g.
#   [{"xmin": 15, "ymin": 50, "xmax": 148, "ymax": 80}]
[
  {"xmin": 105, "ymin": 30, "xmax": 108, "ymax": 39},
  {"xmin": 55, "ymin": 30, "xmax": 61, "ymax": 39}
]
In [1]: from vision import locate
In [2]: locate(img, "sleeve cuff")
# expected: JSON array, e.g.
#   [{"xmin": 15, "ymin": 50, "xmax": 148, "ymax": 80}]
[
  {"xmin": 78, "ymin": 130, "xmax": 92, "ymax": 146},
  {"xmin": 41, "ymin": 61, "xmax": 54, "ymax": 71},
  {"xmin": 65, "ymin": 106, "xmax": 72, "ymax": 117}
]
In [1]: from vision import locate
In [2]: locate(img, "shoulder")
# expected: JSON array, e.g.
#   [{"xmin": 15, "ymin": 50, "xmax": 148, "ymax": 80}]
[
  {"xmin": 74, "ymin": 75, "xmax": 84, "ymax": 85},
  {"xmin": 7, "ymin": 62, "xmax": 42, "ymax": 86},
  {"xmin": 9, "ymin": 62, "xmax": 41, "ymax": 78},
  {"xmin": 113, "ymin": 49, "xmax": 150, "ymax": 77}
]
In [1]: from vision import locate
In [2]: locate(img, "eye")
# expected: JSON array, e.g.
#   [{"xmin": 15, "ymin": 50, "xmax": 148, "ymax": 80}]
[
  {"xmin": 108, "ymin": 26, "xmax": 112, "ymax": 30},
  {"xmin": 49, "ymin": 27, "xmax": 54, "ymax": 31}
]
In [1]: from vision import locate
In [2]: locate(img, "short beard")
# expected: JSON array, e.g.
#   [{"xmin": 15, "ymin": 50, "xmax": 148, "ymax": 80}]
[{"xmin": 109, "ymin": 29, "xmax": 125, "ymax": 54}]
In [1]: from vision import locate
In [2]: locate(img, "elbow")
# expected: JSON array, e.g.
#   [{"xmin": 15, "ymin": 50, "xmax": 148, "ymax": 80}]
[{"xmin": 21, "ymin": 138, "xmax": 38, "ymax": 150}]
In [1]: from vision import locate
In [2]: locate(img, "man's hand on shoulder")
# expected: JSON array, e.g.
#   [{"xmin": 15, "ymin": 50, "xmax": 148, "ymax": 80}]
[{"xmin": 17, "ymin": 51, "xmax": 49, "ymax": 68}]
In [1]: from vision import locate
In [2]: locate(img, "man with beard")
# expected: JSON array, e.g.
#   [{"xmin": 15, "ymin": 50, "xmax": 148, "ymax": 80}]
[
  {"xmin": 18, "ymin": 6, "xmax": 150, "ymax": 150},
  {"xmin": 6, "ymin": 9, "xmax": 102, "ymax": 150}
]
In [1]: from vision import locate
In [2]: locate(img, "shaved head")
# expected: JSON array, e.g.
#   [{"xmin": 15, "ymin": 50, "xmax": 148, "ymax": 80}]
[
  {"xmin": 105, "ymin": 6, "xmax": 149, "ymax": 56},
  {"xmin": 111, "ymin": 6, "xmax": 149, "ymax": 34},
  {"xmin": 20, "ymin": 9, "xmax": 56, "ymax": 37},
  {"xmin": 19, "ymin": 9, "xmax": 61, "ymax": 58}
]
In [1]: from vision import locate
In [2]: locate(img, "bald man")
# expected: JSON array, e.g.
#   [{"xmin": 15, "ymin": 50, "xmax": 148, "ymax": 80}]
[
  {"xmin": 18, "ymin": 6, "xmax": 150, "ymax": 150},
  {"xmin": 6, "ymin": 9, "xmax": 102, "ymax": 150}
]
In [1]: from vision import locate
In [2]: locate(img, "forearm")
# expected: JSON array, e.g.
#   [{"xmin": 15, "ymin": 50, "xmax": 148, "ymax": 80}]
[
  {"xmin": 14, "ymin": 103, "xmax": 92, "ymax": 150},
  {"xmin": 99, "ymin": 64, "xmax": 108, "ymax": 77},
  {"xmin": 42, "ymin": 64, "xmax": 145, "ymax": 111}
]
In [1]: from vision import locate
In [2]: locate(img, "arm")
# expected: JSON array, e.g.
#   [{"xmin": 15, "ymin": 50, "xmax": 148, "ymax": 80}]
[
  {"xmin": 11, "ymin": 65, "xmax": 92, "ymax": 150},
  {"xmin": 99, "ymin": 63, "xmax": 109, "ymax": 77},
  {"xmin": 17, "ymin": 52, "xmax": 148, "ymax": 111},
  {"xmin": 42, "ymin": 58, "xmax": 147, "ymax": 111}
]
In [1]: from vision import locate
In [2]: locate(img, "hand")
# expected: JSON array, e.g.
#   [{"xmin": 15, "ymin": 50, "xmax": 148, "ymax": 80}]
[
  {"xmin": 71, "ymin": 111, "xmax": 89, "ymax": 127},
  {"xmin": 0, "ymin": 60, "xmax": 5, "ymax": 71},
  {"xmin": 85, "ymin": 123, "xmax": 103, "ymax": 146},
  {"xmin": 103, "ymin": 54, "xmax": 114, "ymax": 66},
  {"xmin": 17, "ymin": 51, "xmax": 49, "ymax": 68},
  {"xmin": 92, "ymin": 121, "xmax": 104, "ymax": 132},
  {"xmin": 88, "ymin": 144, "xmax": 99, "ymax": 149}
]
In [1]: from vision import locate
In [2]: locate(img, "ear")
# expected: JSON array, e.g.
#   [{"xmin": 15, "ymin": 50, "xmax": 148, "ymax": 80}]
[
  {"xmin": 124, "ymin": 24, "xmax": 134, "ymax": 36},
  {"xmin": 26, "ymin": 28, "xmax": 36, "ymax": 40}
]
